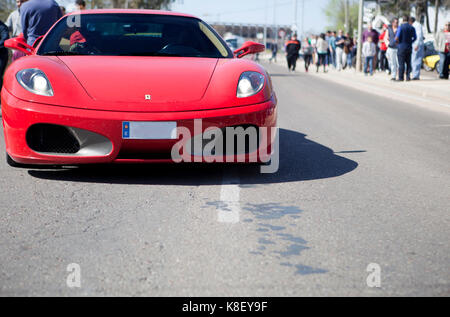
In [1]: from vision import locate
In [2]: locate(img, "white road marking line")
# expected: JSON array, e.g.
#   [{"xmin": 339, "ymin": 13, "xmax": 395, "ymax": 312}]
[{"xmin": 217, "ymin": 169, "xmax": 240, "ymax": 223}]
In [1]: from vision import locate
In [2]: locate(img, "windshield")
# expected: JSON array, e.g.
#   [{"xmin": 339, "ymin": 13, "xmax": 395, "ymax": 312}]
[{"xmin": 37, "ymin": 13, "xmax": 233, "ymax": 58}]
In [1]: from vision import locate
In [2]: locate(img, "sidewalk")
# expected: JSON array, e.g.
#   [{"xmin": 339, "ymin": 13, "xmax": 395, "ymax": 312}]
[{"xmin": 260, "ymin": 52, "xmax": 450, "ymax": 112}]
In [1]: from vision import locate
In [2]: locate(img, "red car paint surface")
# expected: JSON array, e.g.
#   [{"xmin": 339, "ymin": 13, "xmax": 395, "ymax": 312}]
[{"xmin": 1, "ymin": 9, "xmax": 277, "ymax": 165}]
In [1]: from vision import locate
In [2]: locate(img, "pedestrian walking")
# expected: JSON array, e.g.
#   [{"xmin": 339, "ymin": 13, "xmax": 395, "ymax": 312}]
[
  {"xmin": 328, "ymin": 31, "xmax": 336, "ymax": 68},
  {"xmin": 20, "ymin": 0, "xmax": 62, "ymax": 46},
  {"xmin": 325, "ymin": 31, "xmax": 330, "ymax": 67},
  {"xmin": 269, "ymin": 41, "xmax": 278, "ymax": 63},
  {"xmin": 302, "ymin": 37, "xmax": 313, "ymax": 72},
  {"xmin": 395, "ymin": 15, "xmax": 417, "ymax": 81},
  {"xmin": 350, "ymin": 37, "xmax": 357, "ymax": 68},
  {"xmin": 378, "ymin": 24, "xmax": 389, "ymax": 73},
  {"xmin": 335, "ymin": 30, "xmax": 346, "ymax": 70},
  {"xmin": 434, "ymin": 21, "xmax": 450, "ymax": 80},
  {"xmin": 0, "ymin": 20, "xmax": 10, "ymax": 90},
  {"xmin": 386, "ymin": 18, "xmax": 399, "ymax": 80},
  {"xmin": 316, "ymin": 33, "xmax": 328, "ymax": 73},
  {"xmin": 343, "ymin": 32, "xmax": 352, "ymax": 69},
  {"xmin": 363, "ymin": 23, "xmax": 380, "ymax": 70},
  {"xmin": 310, "ymin": 34, "xmax": 317, "ymax": 65},
  {"xmin": 362, "ymin": 36, "xmax": 376, "ymax": 76},
  {"xmin": 285, "ymin": 34, "xmax": 301, "ymax": 72},
  {"xmin": 410, "ymin": 17, "xmax": 424, "ymax": 80}
]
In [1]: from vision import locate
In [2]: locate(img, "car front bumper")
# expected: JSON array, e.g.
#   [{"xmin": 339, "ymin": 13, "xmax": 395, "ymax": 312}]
[{"xmin": 1, "ymin": 88, "xmax": 277, "ymax": 165}]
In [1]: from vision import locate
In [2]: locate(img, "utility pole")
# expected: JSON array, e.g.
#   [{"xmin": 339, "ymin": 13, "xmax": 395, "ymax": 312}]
[
  {"xmin": 292, "ymin": 0, "xmax": 298, "ymax": 35},
  {"xmin": 355, "ymin": 0, "xmax": 364, "ymax": 72},
  {"xmin": 125, "ymin": 0, "xmax": 129, "ymax": 9},
  {"xmin": 273, "ymin": 0, "xmax": 278, "ymax": 48},
  {"xmin": 301, "ymin": 0, "xmax": 305, "ymax": 38},
  {"xmin": 264, "ymin": 0, "xmax": 268, "ymax": 47},
  {"xmin": 344, "ymin": 0, "xmax": 349, "ymax": 33}
]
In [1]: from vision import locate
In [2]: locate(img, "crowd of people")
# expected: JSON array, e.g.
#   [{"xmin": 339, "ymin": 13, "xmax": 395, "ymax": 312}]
[
  {"xmin": 276, "ymin": 16, "xmax": 450, "ymax": 81},
  {"xmin": 278, "ymin": 30, "xmax": 362, "ymax": 74},
  {"xmin": 1, "ymin": 3, "xmax": 449, "ymax": 88}
]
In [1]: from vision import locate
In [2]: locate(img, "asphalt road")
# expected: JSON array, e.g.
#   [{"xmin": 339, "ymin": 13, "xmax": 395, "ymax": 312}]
[{"xmin": 1, "ymin": 61, "xmax": 449, "ymax": 296}]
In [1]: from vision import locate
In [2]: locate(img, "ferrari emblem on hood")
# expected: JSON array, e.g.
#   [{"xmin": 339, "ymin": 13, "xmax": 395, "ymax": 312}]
[{"xmin": 145, "ymin": 94, "xmax": 151, "ymax": 100}]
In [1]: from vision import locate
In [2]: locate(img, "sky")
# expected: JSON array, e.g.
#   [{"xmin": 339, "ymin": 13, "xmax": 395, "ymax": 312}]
[
  {"xmin": 55, "ymin": 0, "xmax": 330, "ymax": 34},
  {"xmin": 171, "ymin": 0, "xmax": 330, "ymax": 34}
]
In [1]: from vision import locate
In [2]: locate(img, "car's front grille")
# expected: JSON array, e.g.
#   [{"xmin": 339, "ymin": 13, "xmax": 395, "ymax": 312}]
[{"xmin": 26, "ymin": 124, "xmax": 81, "ymax": 154}]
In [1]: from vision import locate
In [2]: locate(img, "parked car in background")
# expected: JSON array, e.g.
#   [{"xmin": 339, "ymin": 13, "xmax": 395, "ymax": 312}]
[{"xmin": 224, "ymin": 34, "xmax": 245, "ymax": 52}]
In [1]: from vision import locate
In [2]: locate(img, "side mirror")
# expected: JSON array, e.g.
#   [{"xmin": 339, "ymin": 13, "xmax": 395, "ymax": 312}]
[
  {"xmin": 4, "ymin": 37, "xmax": 35, "ymax": 56},
  {"xmin": 234, "ymin": 41, "xmax": 265, "ymax": 58}
]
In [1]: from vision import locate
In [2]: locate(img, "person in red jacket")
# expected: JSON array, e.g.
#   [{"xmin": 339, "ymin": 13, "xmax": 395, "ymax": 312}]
[
  {"xmin": 285, "ymin": 34, "xmax": 301, "ymax": 72},
  {"xmin": 379, "ymin": 24, "xmax": 389, "ymax": 72}
]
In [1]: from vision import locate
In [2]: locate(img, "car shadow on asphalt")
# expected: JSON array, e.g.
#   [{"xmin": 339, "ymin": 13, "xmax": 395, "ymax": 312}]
[{"xmin": 27, "ymin": 128, "xmax": 359, "ymax": 185}]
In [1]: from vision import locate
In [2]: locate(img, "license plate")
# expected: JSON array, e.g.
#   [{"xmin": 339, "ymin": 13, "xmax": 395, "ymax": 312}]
[{"xmin": 122, "ymin": 121, "xmax": 177, "ymax": 140}]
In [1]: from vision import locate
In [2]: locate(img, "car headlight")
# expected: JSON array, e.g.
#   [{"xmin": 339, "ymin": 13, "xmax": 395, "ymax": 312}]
[
  {"xmin": 16, "ymin": 69, "xmax": 54, "ymax": 96},
  {"xmin": 237, "ymin": 71, "xmax": 265, "ymax": 98}
]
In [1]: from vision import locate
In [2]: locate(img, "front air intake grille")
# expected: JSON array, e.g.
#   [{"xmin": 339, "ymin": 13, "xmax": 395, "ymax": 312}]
[{"xmin": 26, "ymin": 124, "xmax": 81, "ymax": 154}]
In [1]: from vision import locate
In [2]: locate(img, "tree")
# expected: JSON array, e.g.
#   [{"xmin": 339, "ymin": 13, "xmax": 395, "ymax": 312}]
[
  {"xmin": 378, "ymin": 0, "xmax": 450, "ymax": 33},
  {"xmin": 0, "ymin": 0, "xmax": 17, "ymax": 22},
  {"xmin": 324, "ymin": 0, "xmax": 359, "ymax": 34},
  {"xmin": 416, "ymin": 0, "xmax": 431, "ymax": 33},
  {"xmin": 0, "ymin": 0, "xmax": 174, "ymax": 21},
  {"xmin": 86, "ymin": 0, "xmax": 174, "ymax": 9}
]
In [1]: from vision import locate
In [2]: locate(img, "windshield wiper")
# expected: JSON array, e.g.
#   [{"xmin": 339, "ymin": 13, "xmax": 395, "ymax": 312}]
[{"xmin": 41, "ymin": 51, "xmax": 87, "ymax": 56}]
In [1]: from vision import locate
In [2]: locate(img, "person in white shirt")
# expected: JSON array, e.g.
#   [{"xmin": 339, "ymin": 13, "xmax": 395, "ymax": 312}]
[
  {"xmin": 410, "ymin": 17, "xmax": 424, "ymax": 80},
  {"xmin": 362, "ymin": 36, "xmax": 376, "ymax": 76},
  {"xmin": 5, "ymin": 0, "xmax": 28, "ymax": 37},
  {"xmin": 316, "ymin": 33, "xmax": 329, "ymax": 73},
  {"xmin": 335, "ymin": 29, "xmax": 346, "ymax": 71}
]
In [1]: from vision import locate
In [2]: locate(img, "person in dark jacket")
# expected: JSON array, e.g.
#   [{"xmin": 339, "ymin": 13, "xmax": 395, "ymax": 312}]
[
  {"xmin": 20, "ymin": 0, "xmax": 62, "ymax": 46},
  {"xmin": 395, "ymin": 15, "xmax": 417, "ymax": 81},
  {"xmin": 0, "ymin": 20, "xmax": 10, "ymax": 90},
  {"xmin": 269, "ymin": 42, "xmax": 278, "ymax": 63},
  {"xmin": 285, "ymin": 34, "xmax": 301, "ymax": 72}
]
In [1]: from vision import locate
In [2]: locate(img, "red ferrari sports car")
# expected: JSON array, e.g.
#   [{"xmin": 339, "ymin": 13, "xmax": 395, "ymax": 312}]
[{"xmin": 2, "ymin": 9, "xmax": 277, "ymax": 166}]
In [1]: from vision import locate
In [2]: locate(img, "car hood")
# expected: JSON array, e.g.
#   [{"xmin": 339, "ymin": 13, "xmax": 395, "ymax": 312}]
[{"xmin": 58, "ymin": 56, "xmax": 218, "ymax": 111}]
